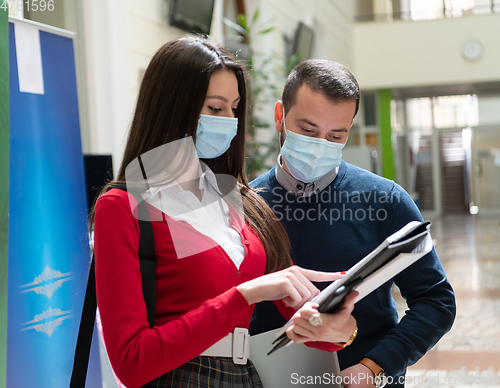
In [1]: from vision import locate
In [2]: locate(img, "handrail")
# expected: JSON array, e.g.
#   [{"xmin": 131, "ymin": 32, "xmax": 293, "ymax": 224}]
[{"xmin": 355, "ymin": 2, "xmax": 499, "ymax": 23}]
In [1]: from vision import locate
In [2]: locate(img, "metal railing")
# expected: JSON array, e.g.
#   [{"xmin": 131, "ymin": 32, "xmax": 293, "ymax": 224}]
[{"xmin": 356, "ymin": 2, "xmax": 500, "ymax": 22}]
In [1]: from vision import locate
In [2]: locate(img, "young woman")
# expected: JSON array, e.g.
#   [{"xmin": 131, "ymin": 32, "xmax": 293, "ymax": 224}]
[{"xmin": 93, "ymin": 37, "xmax": 356, "ymax": 388}]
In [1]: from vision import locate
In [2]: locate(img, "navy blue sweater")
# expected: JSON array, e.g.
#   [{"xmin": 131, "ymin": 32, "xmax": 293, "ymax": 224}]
[{"xmin": 250, "ymin": 161, "xmax": 456, "ymax": 381}]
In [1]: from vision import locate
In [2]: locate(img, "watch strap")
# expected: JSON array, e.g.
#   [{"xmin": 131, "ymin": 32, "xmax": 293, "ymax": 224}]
[{"xmin": 359, "ymin": 357, "xmax": 383, "ymax": 376}]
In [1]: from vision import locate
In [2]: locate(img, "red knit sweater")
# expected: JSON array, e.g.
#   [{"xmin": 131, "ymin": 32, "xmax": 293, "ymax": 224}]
[{"xmin": 94, "ymin": 189, "xmax": 341, "ymax": 387}]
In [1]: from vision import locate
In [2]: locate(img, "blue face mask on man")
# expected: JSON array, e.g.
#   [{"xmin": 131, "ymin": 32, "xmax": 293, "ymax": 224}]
[
  {"xmin": 280, "ymin": 109, "xmax": 346, "ymax": 183},
  {"xmin": 195, "ymin": 114, "xmax": 238, "ymax": 159}
]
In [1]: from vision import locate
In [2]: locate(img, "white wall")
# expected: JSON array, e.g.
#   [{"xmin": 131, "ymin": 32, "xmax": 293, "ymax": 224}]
[
  {"xmin": 81, "ymin": 0, "xmax": 189, "ymax": 173},
  {"xmin": 353, "ymin": 14, "xmax": 500, "ymax": 90},
  {"xmin": 80, "ymin": 0, "xmax": 355, "ymax": 173},
  {"xmin": 251, "ymin": 0, "xmax": 355, "ymax": 69},
  {"xmin": 245, "ymin": 0, "xmax": 356, "ymax": 147},
  {"xmin": 81, "ymin": 0, "xmax": 129, "ymax": 174},
  {"xmin": 127, "ymin": 1, "xmax": 189, "ymax": 96}
]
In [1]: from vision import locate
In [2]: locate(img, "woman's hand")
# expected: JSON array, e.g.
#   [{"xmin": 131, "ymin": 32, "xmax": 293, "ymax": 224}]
[
  {"xmin": 286, "ymin": 291, "xmax": 358, "ymax": 344},
  {"xmin": 236, "ymin": 266, "xmax": 343, "ymax": 308}
]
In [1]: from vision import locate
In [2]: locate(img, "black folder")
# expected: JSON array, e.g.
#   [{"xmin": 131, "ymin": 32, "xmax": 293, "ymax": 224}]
[{"xmin": 269, "ymin": 220, "xmax": 433, "ymax": 355}]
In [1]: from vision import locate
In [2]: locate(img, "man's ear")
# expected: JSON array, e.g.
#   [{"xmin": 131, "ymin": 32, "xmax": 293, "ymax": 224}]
[{"xmin": 274, "ymin": 101, "xmax": 283, "ymax": 133}]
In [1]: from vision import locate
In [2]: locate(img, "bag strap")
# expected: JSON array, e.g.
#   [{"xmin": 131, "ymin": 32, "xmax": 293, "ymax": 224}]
[
  {"xmin": 70, "ymin": 258, "xmax": 97, "ymax": 387},
  {"xmin": 115, "ymin": 183, "xmax": 157, "ymax": 328},
  {"xmin": 70, "ymin": 184, "xmax": 156, "ymax": 388}
]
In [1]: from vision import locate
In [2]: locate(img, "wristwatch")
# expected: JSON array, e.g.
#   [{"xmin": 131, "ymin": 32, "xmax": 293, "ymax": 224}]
[{"xmin": 359, "ymin": 358, "xmax": 388, "ymax": 388}]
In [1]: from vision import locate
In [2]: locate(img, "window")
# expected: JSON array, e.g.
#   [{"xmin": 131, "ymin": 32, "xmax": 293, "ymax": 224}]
[
  {"xmin": 392, "ymin": 94, "xmax": 478, "ymax": 133},
  {"xmin": 356, "ymin": 0, "xmax": 498, "ymax": 22},
  {"xmin": 432, "ymin": 95, "xmax": 479, "ymax": 128}
]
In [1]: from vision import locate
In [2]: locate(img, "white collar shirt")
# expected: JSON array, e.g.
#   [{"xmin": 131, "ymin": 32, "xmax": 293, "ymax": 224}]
[{"xmin": 141, "ymin": 163, "xmax": 246, "ymax": 268}]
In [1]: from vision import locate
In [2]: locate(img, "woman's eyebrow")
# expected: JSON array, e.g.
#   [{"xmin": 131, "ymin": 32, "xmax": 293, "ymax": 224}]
[{"xmin": 206, "ymin": 95, "xmax": 241, "ymax": 103}]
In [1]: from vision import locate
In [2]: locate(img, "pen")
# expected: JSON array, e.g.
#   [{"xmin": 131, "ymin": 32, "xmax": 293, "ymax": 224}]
[
  {"xmin": 267, "ymin": 284, "xmax": 354, "ymax": 355},
  {"xmin": 267, "ymin": 332, "xmax": 290, "ymax": 355}
]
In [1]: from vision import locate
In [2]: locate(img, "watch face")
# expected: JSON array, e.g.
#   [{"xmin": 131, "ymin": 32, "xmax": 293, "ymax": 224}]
[{"xmin": 375, "ymin": 372, "xmax": 387, "ymax": 388}]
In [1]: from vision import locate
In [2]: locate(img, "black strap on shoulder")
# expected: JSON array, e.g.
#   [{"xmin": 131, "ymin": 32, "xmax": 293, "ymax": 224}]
[
  {"xmin": 133, "ymin": 191, "xmax": 157, "ymax": 328},
  {"xmin": 111, "ymin": 183, "xmax": 156, "ymax": 328},
  {"xmin": 70, "ymin": 184, "xmax": 156, "ymax": 388},
  {"xmin": 70, "ymin": 258, "xmax": 97, "ymax": 387}
]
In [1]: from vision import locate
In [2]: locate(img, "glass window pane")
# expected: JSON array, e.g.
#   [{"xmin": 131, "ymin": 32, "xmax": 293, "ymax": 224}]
[
  {"xmin": 473, "ymin": 0, "xmax": 493, "ymax": 15},
  {"xmin": 415, "ymin": 135, "xmax": 434, "ymax": 210},
  {"xmin": 363, "ymin": 94, "xmax": 377, "ymax": 127},
  {"xmin": 433, "ymin": 95, "xmax": 478, "ymax": 128},
  {"xmin": 391, "ymin": 99, "xmax": 405, "ymax": 132},
  {"xmin": 406, "ymin": 97, "xmax": 433, "ymax": 134},
  {"xmin": 410, "ymin": 0, "xmax": 444, "ymax": 20},
  {"xmin": 444, "ymin": 0, "xmax": 475, "ymax": 17},
  {"xmin": 475, "ymin": 129, "xmax": 500, "ymax": 211}
]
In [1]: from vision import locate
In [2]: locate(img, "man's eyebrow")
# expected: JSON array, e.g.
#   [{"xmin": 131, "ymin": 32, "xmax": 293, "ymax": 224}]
[
  {"xmin": 296, "ymin": 118, "xmax": 318, "ymax": 127},
  {"xmin": 296, "ymin": 118, "xmax": 349, "ymax": 132},
  {"xmin": 206, "ymin": 95, "xmax": 241, "ymax": 103}
]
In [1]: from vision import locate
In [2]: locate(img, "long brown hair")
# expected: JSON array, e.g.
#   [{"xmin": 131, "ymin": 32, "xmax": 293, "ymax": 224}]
[{"xmin": 92, "ymin": 36, "xmax": 290, "ymax": 273}]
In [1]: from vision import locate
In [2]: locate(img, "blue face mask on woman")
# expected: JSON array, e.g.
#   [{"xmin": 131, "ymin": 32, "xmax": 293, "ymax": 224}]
[
  {"xmin": 280, "ymin": 110, "xmax": 345, "ymax": 183},
  {"xmin": 195, "ymin": 114, "xmax": 238, "ymax": 159}
]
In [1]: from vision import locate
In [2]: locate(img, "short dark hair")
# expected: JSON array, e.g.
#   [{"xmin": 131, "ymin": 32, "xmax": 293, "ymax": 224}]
[{"xmin": 282, "ymin": 60, "xmax": 360, "ymax": 118}]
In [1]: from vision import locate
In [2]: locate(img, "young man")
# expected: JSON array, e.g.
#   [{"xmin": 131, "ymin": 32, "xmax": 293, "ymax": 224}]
[{"xmin": 249, "ymin": 60, "xmax": 456, "ymax": 387}]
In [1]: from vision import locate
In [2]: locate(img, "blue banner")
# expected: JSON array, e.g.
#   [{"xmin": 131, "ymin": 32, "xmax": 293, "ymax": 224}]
[{"xmin": 8, "ymin": 20, "xmax": 101, "ymax": 387}]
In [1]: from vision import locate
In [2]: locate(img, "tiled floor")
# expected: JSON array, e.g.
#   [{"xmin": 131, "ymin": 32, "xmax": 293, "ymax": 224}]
[{"xmin": 393, "ymin": 214, "xmax": 500, "ymax": 387}]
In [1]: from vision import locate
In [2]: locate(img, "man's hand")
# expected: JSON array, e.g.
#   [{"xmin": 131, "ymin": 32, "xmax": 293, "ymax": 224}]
[{"xmin": 341, "ymin": 363, "xmax": 375, "ymax": 388}]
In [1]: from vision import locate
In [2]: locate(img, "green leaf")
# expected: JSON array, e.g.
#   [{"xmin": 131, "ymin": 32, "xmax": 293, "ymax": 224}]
[
  {"xmin": 223, "ymin": 17, "xmax": 247, "ymax": 35},
  {"xmin": 259, "ymin": 26, "xmax": 274, "ymax": 35},
  {"xmin": 237, "ymin": 13, "xmax": 247, "ymax": 30},
  {"xmin": 252, "ymin": 9, "xmax": 260, "ymax": 24},
  {"xmin": 287, "ymin": 53, "xmax": 301, "ymax": 73}
]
